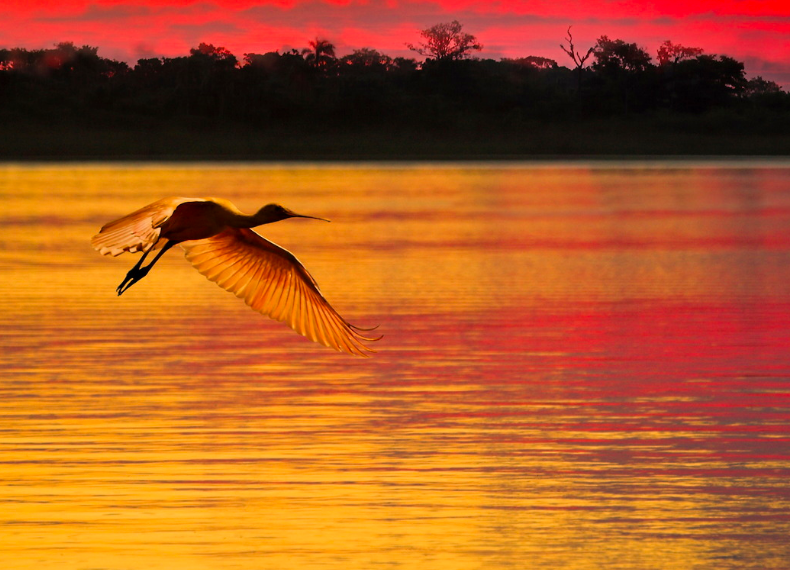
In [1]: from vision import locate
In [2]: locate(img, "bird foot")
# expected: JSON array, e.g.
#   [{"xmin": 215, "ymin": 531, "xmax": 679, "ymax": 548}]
[{"xmin": 116, "ymin": 267, "xmax": 149, "ymax": 296}]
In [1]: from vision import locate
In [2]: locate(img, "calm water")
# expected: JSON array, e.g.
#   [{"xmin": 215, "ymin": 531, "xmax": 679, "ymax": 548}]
[{"xmin": 1, "ymin": 162, "xmax": 789, "ymax": 569}]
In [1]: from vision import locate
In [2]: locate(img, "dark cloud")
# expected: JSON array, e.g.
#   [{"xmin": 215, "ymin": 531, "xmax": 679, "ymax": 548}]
[
  {"xmin": 37, "ymin": 4, "xmax": 152, "ymax": 22},
  {"xmin": 743, "ymin": 56, "xmax": 790, "ymax": 83},
  {"xmin": 171, "ymin": 21, "xmax": 244, "ymax": 37},
  {"xmin": 241, "ymin": 0, "xmax": 560, "ymax": 29}
]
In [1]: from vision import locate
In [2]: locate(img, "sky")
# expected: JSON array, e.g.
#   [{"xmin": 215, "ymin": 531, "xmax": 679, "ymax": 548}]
[{"xmin": 3, "ymin": 0, "xmax": 790, "ymax": 86}]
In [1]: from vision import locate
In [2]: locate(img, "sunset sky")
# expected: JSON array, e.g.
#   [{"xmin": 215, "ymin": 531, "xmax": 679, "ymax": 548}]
[{"xmin": 4, "ymin": 0, "xmax": 790, "ymax": 86}]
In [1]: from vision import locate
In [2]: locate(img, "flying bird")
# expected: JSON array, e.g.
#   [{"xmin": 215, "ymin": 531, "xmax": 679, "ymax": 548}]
[{"xmin": 91, "ymin": 197, "xmax": 380, "ymax": 356}]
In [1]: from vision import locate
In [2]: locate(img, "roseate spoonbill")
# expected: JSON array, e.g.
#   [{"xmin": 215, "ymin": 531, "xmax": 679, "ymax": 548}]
[{"xmin": 91, "ymin": 197, "xmax": 380, "ymax": 356}]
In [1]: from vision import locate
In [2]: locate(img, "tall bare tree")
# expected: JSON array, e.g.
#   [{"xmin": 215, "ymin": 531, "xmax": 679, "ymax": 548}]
[
  {"xmin": 560, "ymin": 26, "xmax": 593, "ymax": 94},
  {"xmin": 406, "ymin": 21, "xmax": 482, "ymax": 61}
]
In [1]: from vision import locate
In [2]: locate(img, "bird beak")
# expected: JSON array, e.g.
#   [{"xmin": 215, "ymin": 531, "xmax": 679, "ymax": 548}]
[{"xmin": 290, "ymin": 212, "xmax": 330, "ymax": 222}]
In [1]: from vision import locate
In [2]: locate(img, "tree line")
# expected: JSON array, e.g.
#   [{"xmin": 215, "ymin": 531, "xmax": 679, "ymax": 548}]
[{"xmin": 2, "ymin": 21, "xmax": 788, "ymax": 134}]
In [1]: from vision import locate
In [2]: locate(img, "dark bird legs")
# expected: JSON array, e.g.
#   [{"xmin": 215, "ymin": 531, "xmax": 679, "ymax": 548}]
[{"xmin": 116, "ymin": 241, "xmax": 177, "ymax": 296}]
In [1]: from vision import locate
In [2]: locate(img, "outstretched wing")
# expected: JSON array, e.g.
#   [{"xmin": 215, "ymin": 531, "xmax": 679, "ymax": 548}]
[
  {"xmin": 91, "ymin": 197, "xmax": 202, "ymax": 256},
  {"xmin": 181, "ymin": 228, "xmax": 379, "ymax": 357}
]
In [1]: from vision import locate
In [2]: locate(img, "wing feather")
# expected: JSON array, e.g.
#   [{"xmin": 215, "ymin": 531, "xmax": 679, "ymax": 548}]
[
  {"xmin": 223, "ymin": 255, "xmax": 255, "ymax": 292},
  {"xmin": 292, "ymin": 285, "xmax": 303, "ymax": 336},
  {"xmin": 216, "ymin": 260, "xmax": 243, "ymax": 288},
  {"xmin": 181, "ymin": 228, "xmax": 378, "ymax": 356},
  {"xmin": 298, "ymin": 281, "xmax": 312, "ymax": 342},
  {"xmin": 254, "ymin": 265, "xmax": 280, "ymax": 313},
  {"xmin": 91, "ymin": 197, "xmax": 202, "ymax": 257},
  {"xmin": 231, "ymin": 257, "xmax": 257, "ymax": 296},
  {"xmin": 278, "ymin": 273, "xmax": 296, "ymax": 323},
  {"xmin": 249, "ymin": 265, "xmax": 273, "ymax": 313},
  {"xmin": 310, "ymin": 303, "xmax": 328, "ymax": 348},
  {"xmin": 316, "ymin": 304, "xmax": 337, "ymax": 349},
  {"xmin": 301, "ymin": 285, "xmax": 318, "ymax": 344}
]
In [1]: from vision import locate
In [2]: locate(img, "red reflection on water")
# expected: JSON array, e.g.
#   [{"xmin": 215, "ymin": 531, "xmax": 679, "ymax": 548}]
[{"xmin": 380, "ymin": 295, "xmax": 790, "ymax": 487}]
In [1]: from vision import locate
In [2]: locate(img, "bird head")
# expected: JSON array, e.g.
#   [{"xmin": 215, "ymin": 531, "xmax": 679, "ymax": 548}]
[{"xmin": 255, "ymin": 203, "xmax": 330, "ymax": 224}]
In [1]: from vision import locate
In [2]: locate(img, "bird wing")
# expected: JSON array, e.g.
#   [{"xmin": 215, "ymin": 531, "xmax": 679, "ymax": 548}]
[
  {"xmin": 181, "ymin": 228, "xmax": 379, "ymax": 357},
  {"xmin": 91, "ymin": 197, "xmax": 203, "ymax": 257}
]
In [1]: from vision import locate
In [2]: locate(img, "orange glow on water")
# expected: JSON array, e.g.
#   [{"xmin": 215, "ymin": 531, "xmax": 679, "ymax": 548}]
[{"xmin": 1, "ymin": 163, "xmax": 789, "ymax": 569}]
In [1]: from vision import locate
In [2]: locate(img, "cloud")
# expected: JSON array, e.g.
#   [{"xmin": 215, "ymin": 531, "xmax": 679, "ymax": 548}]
[{"xmin": 36, "ymin": 4, "xmax": 152, "ymax": 22}]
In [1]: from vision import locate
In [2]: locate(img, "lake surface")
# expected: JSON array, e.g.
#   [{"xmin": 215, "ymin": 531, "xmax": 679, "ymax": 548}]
[{"xmin": 1, "ymin": 162, "xmax": 789, "ymax": 569}]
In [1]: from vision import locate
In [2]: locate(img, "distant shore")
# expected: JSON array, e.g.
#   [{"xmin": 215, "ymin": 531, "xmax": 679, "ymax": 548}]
[{"xmin": 4, "ymin": 117, "xmax": 790, "ymax": 161}]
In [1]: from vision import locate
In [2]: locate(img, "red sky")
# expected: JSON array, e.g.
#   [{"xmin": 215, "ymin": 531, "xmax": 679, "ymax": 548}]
[{"xmin": 3, "ymin": 0, "xmax": 790, "ymax": 86}]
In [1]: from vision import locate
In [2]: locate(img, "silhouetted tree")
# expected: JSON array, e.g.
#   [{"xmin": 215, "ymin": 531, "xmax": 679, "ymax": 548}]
[
  {"xmin": 406, "ymin": 21, "xmax": 482, "ymax": 61},
  {"xmin": 35, "ymin": 42, "xmax": 118, "ymax": 82},
  {"xmin": 592, "ymin": 36, "xmax": 653, "ymax": 113},
  {"xmin": 0, "ymin": 35, "xmax": 784, "ymax": 141},
  {"xmin": 0, "ymin": 49, "xmax": 10, "ymax": 70},
  {"xmin": 560, "ymin": 26, "xmax": 594, "ymax": 95},
  {"xmin": 302, "ymin": 38, "xmax": 336, "ymax": 70},
  {"xmin": 743, "ymin": 76, "xmax": 790, "ymax": 111},
  {"xmin": 667, "ymin": 54, "xmax": 746, "ymax": 112},
  {"xmin": 656, "ymin": 40, "xmax": 703, "ymax": 67},
  {"xmin": 508, "ymin": 56, "xmax": 558, "ymax": 69},
  {"xmin": 104, "ymin": 59, "xmax": 130, "ymax": 78},
  {"xmin": 49, "ymin": 42, "xmax": 80, "ymax": 71},
  {"xmin": 340, "ymin": 48, "xmax": 392, "ymax": 70},
  {"xmin": 745, "ymin": 76, "xmax": 783, "ymax": 97},
  {"xmin": 592, "ymin": 36, "xmax": 652, "ymax": 73},
  {"xmin": 243, "ymin": 52, "xmax": 266, "ymax": 68},
  {"xmin": 392, "ymin": 57, "xmax": 419, "ymax": 73},
  {"xmin": 655, "ymin": 41, "xmax": 704, "ymax": 110},
  {"xmin": 190, "ymin": 42, "xmax": 238, "ymax": 68},
  {"xmin": 134, "ymin": 57, "xmax": 164, "ymax": 76},
  {"xmin": 180, "ymin": 43, "xmax": 239, "ymax": 117}
]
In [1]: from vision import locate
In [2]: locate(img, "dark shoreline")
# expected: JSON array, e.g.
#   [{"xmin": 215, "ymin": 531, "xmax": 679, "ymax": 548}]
[{"xmin": 4, "ymin": 119, "xmax": 790, "ymax": 162}]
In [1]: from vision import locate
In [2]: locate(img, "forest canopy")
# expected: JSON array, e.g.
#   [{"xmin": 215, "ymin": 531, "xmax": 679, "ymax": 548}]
[{"xmin": 2, "ymin": 24, "xmax": 789, "ymax": 158}]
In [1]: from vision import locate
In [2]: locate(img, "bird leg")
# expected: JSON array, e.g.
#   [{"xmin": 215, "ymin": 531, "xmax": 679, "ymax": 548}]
[{"xmin": 116, "ymin": 241, "xmax": 176, "ymax": 296}]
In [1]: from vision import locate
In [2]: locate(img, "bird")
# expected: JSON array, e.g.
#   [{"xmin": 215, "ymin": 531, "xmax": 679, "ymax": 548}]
[{"xmin": 91, "ymin": 197, "xmax": 380, "ymax": 357}]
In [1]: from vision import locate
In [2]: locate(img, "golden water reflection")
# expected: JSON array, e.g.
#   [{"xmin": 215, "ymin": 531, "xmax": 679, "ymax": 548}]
[{"xmin": 1, "ymin": 163, "xmax": 789, "ymax": 569}]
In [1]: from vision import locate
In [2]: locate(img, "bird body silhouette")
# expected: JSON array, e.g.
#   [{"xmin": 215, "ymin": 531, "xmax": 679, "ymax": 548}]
[{"xmin": 92, "ymin": 197, "xmax": 379, "ymax": 356}]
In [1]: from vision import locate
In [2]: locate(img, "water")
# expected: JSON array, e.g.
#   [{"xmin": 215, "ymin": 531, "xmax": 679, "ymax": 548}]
[{"xmin": 1, "ymin": 162, "xmax": 789, "ymax": 569}]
